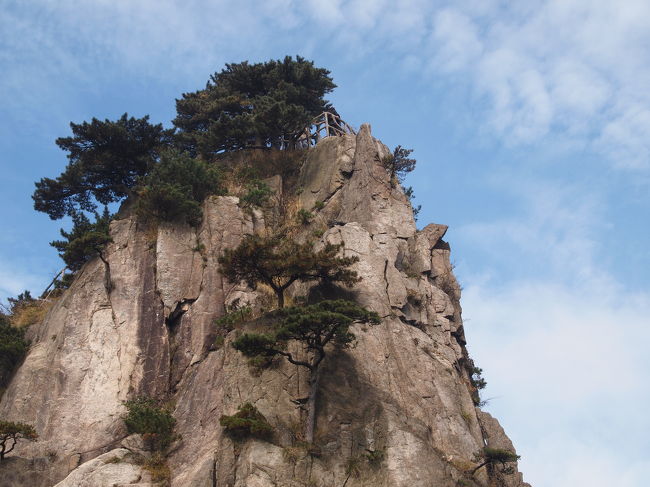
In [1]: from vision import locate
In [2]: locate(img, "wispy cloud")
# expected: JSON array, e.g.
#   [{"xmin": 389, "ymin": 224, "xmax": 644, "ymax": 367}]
[
  {"xmin": 455, "ymin": 176, "xmax": 650, "ymax": 487},
  {"xmin": 430, "ymin": 0, "xmax": 650, "ymax": 168},
  {"xmin": 3, "ymin": 1, "xmax": 649, "ymax": 168},
  {"xmin": 463, "ymin": 276, "xmax": 650, "ymax": 487}
]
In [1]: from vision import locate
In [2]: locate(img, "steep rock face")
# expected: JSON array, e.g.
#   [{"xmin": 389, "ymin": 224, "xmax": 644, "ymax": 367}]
[{"xmin": 0, "ymin": 125, "xmax": 529, "ymax": 487}]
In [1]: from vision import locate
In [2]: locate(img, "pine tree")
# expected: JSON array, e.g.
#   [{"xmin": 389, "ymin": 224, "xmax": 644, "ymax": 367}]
[
  {"xmin": 33, "ymin": 113, "xmax": 173, "ymax": 220},
  {"xmin": 382, "ymin": 145, "xmax": 416, "ymax": 187},
  {"xmin": 174, "ymin": 56, "xmax": 336, "ymax": 156},
  {"xmin": 471, "ymin": 447, "xmax": 521, "ymax": 476},
  {"xmin": 218, "ymin": 235, "xmax": 359, "ymax": 308},
  {"xmin": 136, "ymin": 149, "xmax": 225, "ymax": 226},
  {"xmin": 50, "ymin": 207, "xmax": 112, "ymax": 272},
  {"xmin": 0, "ymin": 316, "xmax": 29, "ymax": 389},
  {"xmin": 233, "ymin": 300, "xmax": 380, "ymax": 443},
  {"xmin": 0, "ymin": 421, "xmax": 37, "ymax": 460}
]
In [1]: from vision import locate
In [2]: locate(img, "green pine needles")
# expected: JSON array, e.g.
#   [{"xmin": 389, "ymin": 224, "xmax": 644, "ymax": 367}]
[
  {"xmin": 0, "ymin": 316, "xmax": 29, "ymax": 390},
  {"xmin": 219, "ymin": 403, "xmax": 274, "ymax": 441},
  {"xmin": 50, "ymin": 207, "xmax": 112, "ymax": 272},
  {"xmin": 136, "ymin": 150, "xmax": 225, "ymax": 226},
  {"xmin": 471, "ymin": 447, "xmax": 520, "ymax": 475},
  {"xmin": 174, "ymin": 56, "xmax": 336, "ymax": 155},
  {"xmin": 33, "ymin": 113, "xmax": 174, "ymax": 220},
  {"xmin": 123, "ymin": 397, "xmax": 177, "ymax": 451},
  {"xmin": 0, "ymin": 420, "xmax": 38, "ymax": 460},
  {"xmin": 218, "ymin": 235, "xmax": 360, "ymax": 308},
  {"xmin": 233, "ymin": 300, "xmax": 379, "ymax": 372}
]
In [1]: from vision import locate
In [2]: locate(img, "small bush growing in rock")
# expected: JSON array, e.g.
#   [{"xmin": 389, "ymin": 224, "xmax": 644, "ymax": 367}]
[
  {"xmin": 382, "ymin": 145, "xmax": 416, "ymax": 187},
  {"xmin": 296, "ymin": 209, "xmax": 313, "ymax": 225},
  {"xmin": 403, "ymin": 186, "xmax": 421, "ymax": 221},
  {"xmin": 141, "ymin": 452, "xmax": 171, "ymax": 483},
  {"xmin": 213, "ymin": 302, "xmax": 253, "ymax": 350},
  {"xmin": 240, "ymin": 180, "xmax": 273, "ymax": 208},
  {"xmin": 215, "ymin": 302, "xmax": 253, "ymax": 331},
  {"xmin": 123, "ymin": 397, "xmax": 176, "ymax": 451},
  {"xmin": 219, "ymin": 403, "xmax": 273, "ymax": 441},
  {"xmin": 345, "ymin": 455, "xmax": 363, "ymax": 478},
  {"xmin": 468, "ymin": 363, "xmax": 487, "ymax": 406},
  {"xmin": 365, "ymin": 448, "xmax": 385, "ymax": 467}
]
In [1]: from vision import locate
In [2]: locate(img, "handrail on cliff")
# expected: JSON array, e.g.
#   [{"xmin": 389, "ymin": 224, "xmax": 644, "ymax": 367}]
[{"xmin": 290, "ymin": 111, "xmax": 356, "ymax": 149}]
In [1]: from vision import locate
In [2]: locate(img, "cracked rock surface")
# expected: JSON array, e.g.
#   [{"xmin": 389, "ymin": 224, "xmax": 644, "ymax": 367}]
[{"xmin": 0, "ymin": 125, "xmax": 529, "ymax": 487}]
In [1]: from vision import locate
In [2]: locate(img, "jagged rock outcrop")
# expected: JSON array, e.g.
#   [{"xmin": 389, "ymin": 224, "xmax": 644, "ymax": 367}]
[{"xmin": 0, "ymin": 125, "xmax": 529, "ymax": 486}]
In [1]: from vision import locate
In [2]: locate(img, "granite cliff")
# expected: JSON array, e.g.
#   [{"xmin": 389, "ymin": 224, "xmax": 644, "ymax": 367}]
[{"xmin": 0, "ymin": 125, "xmax": 530, "ymax": 487}]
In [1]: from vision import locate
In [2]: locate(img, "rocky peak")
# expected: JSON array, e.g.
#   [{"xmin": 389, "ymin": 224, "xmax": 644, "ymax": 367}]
[{"xmin": 0, "ymin": 125, "xmax": 530, "ymax": 487}]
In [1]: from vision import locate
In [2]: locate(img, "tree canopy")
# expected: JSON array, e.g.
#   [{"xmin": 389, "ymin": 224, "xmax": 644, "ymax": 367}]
[
  {"xmin": 219, "ymin": 402, "xmax": 274, "ymax": 441},
  {"xmin": 33, "ymin": 113, "xmax": 173, "ymax": 220},
  {"xmin": 30, "ymin": 57, "xmax": 341, "ymax": 285},
  {"xmin": 174, "ymin": 56, "xmax": 336, "ymax": 156},
  {"xmin": 218, "ymin": 235, "xmax": 360, "ymax": 308},
  {"xmin": 123, "ymin": 397, "xmax": 176, "ymax": 451},
  {"xmin": 136, "ymin": 150, "xmax": 225, "ymax": 225}
]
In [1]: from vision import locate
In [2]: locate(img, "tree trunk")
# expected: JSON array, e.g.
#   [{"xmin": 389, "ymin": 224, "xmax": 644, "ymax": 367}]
[
  {"xmin": 471, "ymin": 460, "xmax": 489, "ymax": 475},
  {"xmin": 40, "ymin": 266, "xmax": 67, "ymax": 298},
  {"xmin": 276, "ymin": 290, "xmax": 285, "ymax": 309},
  {"xmin": 304, "ymin": 366, "xmax": 321, "ymax": 444}
]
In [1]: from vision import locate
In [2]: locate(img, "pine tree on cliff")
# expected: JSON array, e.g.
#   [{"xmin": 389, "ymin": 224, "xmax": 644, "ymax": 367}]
[
  {"xmin": 50, "ymin": 207, "xmax": 112, "ymax": 272},
  {"xmin": 233, "ymin": 300, "xmax": 380, "ymax": 443},
  {"xmin": 173, "ymin": 56, "xmax": 336, "ymax": 156},
  {"xmin": 33, "ymin": 113, "xmax": 173, "ymax": 220},
  {"xmin": 218, "ymin": 235, "xmax": 360, "ymax": 308},
  {"xmin": 0, "ymin": 421, "xmax": 38, "ymax": 460},
  {"xmin": 382, "ymin": 145, "xmax": 416, "ymax": 187}
]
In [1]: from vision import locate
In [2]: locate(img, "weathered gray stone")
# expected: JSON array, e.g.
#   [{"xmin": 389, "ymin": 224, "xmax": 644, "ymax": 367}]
[
  {"xmin": 53, "ymin": 449, "xmax": 152, "ymax": 487},
  {"xmin": 336, "ymin": 124, "xmax": 417, "ymax": 239},
  {"xmin": 298, "ymin": 134, "xmax": 356, "ymax": 211},
  {"xmin": 420, "ymin": 223, "xmax": 448, "ymax": 248},
  {"xmin": 156, "ymin": 221, "xmax": 203, "ymax": 315}
]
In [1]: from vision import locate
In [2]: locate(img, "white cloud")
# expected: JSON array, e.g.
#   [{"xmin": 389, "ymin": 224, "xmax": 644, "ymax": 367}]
[
  {"xmin": 431, "ymin": 9, "xmax": 482, "ymax": 73},
  {"xmin": 456, "ymin": 176, "xmax": 650, "ymax": 487},
  {"xmin": 429, "ymin": 0, "xmax": 650, "ymax": 167},
  {"xmin": 463, "ymin": 275, "xmax": 650, "ymax": 487},
  {"xmin": 597, "ymin": 106, "xmax": 650, "ymax": 169},
  {"xmin": 458, "ymin": 177, "xmax": 605, "ymax": 283},
  {"xmin": 4, "ymin": 0, "xmax": 648, "ymax": 168}
]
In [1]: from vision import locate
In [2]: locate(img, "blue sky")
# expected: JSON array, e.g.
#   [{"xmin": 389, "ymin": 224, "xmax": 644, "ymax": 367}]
[{"xmin": 1, "ymin": 1, "xmax": 649, "ymax": 485}]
